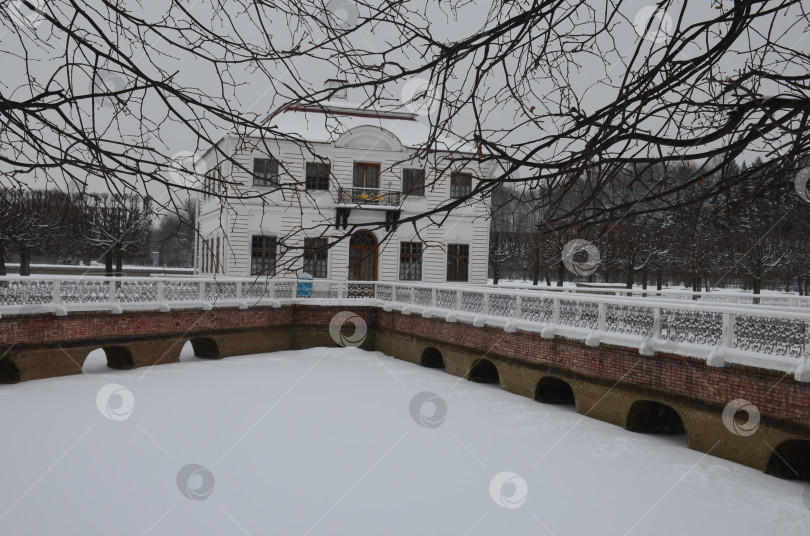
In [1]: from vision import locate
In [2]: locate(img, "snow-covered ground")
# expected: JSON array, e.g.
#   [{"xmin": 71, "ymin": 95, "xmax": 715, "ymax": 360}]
[{"xmin": 0, "ymin": 347, "xmax": 808, "ymax": 535}]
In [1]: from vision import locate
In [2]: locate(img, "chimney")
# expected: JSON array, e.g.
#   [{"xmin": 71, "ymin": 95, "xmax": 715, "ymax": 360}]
[{"xmin": 325, "ymin": 79, "xmax": 348, "ymax": 101}]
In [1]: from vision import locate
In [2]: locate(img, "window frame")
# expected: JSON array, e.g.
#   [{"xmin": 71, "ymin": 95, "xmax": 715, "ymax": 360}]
[
  {"xmin": 305, "ymin": 162, "xmax": 331, "ymax": 191},
  {"xmin": 253, "ymin": 157, "xmax": 279, "ymax": 187},
  {"xmin": 352, "ymin": 162, "xmax": 381, "ymax": 189},
  {"xmin": 250, "ymin": 235, "xmax": 277, "ymax": 276},
  {"xmin": 449, "ymin": 171, "xmax": 473, "ymax": 199},
  {"xmin": 402, "ymin": 168, "xmax": 426, "ymax": 197},
  {"xmin": 303, "ymin": 238, "xmax": 329, "ymax": 278},
  {"xmin": 446, "ymin": 243, "xmax": 470, "ymax": 282},
  {"xmin": 399, "ymin": 241, "xmax": 423, "ymax": 281}
]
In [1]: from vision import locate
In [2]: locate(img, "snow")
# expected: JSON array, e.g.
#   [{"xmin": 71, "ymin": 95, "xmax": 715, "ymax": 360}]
[
  {"xmin": 266, "ymin": 105, "xmax": 477, "ymax": 153},
  {"xmin": 0, "ymin": 347, "xmax": 808, "ymax": 535}
]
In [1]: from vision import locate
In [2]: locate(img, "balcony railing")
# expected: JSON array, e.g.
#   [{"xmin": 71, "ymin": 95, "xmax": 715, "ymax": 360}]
[{"xmin": 338, "ymin": 187, "xmax": 400, "ymax": 207}]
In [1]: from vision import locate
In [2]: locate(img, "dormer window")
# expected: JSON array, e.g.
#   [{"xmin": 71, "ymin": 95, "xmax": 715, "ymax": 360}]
[
  {"xmin": 326, "ymin": 79, "xmax": 348, "ymax": 100},
  {"xmin": 253, "ymin": 158, "xmax": 278, "ymax": 187}
]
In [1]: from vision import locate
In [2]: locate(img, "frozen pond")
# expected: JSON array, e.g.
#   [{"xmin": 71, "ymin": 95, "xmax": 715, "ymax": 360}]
[{"xmin": 0, "ymin": 347, "xmax": 808, "ymax": 535}]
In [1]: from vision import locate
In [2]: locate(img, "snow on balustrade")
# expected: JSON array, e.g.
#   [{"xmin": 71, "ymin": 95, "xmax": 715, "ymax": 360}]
[
  {"xmin": 560, "ymin": 299, "xmax": 598, "ymax": 330},
  {"xmin": 164, "ymin": 280, "xmax": 200, "ymax": 302},
  {"xmin": 734, "ymin": 315, "xmax": 807, "ymax": 357},
  {"xmin": 520, "ymin": 296, "xmax": 554, "ymax": 323},
  {"xmin": 661, "ymin": 309, "xmax": 723, "ymax": 347},
  {"xmin": 1, "ymin": 276, "xmax": 809, "ymax": 375},
  {"xmin": 606, "ymin": 304, "xmax": 654, "ymax": 336},
  {"xmin": 492, "ymin": 282, "xmax": 810, "ymax": 308},
  {"xmin": 436, "ymin": 289, "xmax": 457, "ymax": 309}
]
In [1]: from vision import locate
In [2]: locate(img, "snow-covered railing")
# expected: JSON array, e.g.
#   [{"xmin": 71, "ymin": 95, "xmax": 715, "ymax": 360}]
[
  {"xmin": 489, "ymin": 283, "xmax": 810, "ymax": 308},
  {"xmin": 1, "ymin": 276, "xmax": 809, "ymax": 379}
]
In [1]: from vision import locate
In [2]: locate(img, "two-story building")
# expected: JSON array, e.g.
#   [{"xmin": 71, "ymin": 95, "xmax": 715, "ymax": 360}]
[{"xmin": 194, "ymin": 82, "xmax": 494, "ymax": 284}]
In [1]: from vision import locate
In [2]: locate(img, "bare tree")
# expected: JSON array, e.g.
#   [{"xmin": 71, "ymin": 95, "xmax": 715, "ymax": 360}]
[
  {"xmin": 0, "ymin": 0, "xmax": 808, "ymax": 248},
  {"xmin": 78, "ymin": 193, "xmax": 153, "ymax": 276},
  {"xmin": 0, "ymin": 188, "xmax": 70, "ymax": 275}
]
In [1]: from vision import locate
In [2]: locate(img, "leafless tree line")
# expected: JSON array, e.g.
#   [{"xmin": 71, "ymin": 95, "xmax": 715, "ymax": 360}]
[
  {"xmin": 0, "ymin": 188, "xmax": 195, "ymax": 275},
  {"xmin": 0, "ymin": 0, "xmax": 808, "ymax": 247},
  {"xmin": 490, "ymin": 158, "xmax": 810, "ymax": 294}
]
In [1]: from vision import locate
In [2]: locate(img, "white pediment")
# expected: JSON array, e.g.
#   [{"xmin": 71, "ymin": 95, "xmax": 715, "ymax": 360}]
[{"xmin": 335, "ymin": 126, "xmax": 404, "ymax": 152}]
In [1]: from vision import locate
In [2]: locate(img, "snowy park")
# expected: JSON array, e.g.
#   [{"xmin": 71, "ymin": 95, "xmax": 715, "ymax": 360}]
[{"xmin": 2, "ymin": 0, "xmax": 810, "ymax": 534}]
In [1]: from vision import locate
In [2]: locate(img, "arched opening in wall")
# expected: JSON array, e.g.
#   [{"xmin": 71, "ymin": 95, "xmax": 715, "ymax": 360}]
[
  {"xmin": 468, "ymin": 359, "xmax": 499, "ymax": 384},
  {"xmin": 534, "ymin": 377, "xmax": 576, "ymax": 405},
  {"xmin": 626, "ymin": 401, "xmax": 686, "ymax": 435},
  {"xmin": 178, "ymin": 341, "xmax": 197, "ymax": 362},
  {"xmin": 103, "ymin": 347, "xmax": 136, "ymax": 370},
  {"xmin": 766, "ymin": 440, "xmax": 810, "ymax": 480},
  {"xmin": 0, "ymin": 357, "xmax": 20, "ymax": 383},
  {"xmin": 421, "ymin": 348, "xmax": 444, "ymax": 369},
  {"xmin": 189, "ymin": 338, "xmax": 220, "ymax": 359},
  {"xmin": 82, "ymin": 348, "xmax": 109, "ymax": 374}
]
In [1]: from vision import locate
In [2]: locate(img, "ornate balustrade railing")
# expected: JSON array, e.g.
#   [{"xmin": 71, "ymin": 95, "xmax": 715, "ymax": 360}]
[
  {"xmin": 489, "ymin": 283, "xmax": 810, "ymax": 308},
  {"xmin": 1, "ymin": 276, "xmax": 809, "ymax": 378}
]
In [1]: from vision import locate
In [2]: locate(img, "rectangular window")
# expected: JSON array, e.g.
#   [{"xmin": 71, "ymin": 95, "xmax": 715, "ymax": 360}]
[
  {"xmin": 399, "ymin": 242, "xmax": 423, "ymax": 281},
  {"xmin": 251, "ymin": 235, "xmax": 277, "ymax": 276},
  {"xmin": 352, "ymin": 162, "xmax": 380, "ymax": 189},
  {"xmin": 305, "ymin": 162, "xmax": 330, "ymax": 191},
  {"xmin": 450, "ymin": 172, "xmax": 472, "ymax": 198},
  {"xmin": 447, "ymin": 244, "xmax": 469, "ymax": 282},
  {"xmin": 253, "ymin": 158, "xmax": 279, "ymax": 187},
  {"xmin": 303, "ymin": 238, "xmax": 329, "ymax": 278},
  {"xmin": 402, "ymin": 168, "xmax": 425, "ymax": 196}
]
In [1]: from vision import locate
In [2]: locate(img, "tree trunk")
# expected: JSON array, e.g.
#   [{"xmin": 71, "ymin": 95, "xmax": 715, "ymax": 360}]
[
  {"xmin": 0, "ymin": 246, "xmax": 6, "ymax": 276},
  {"xmin": 545, "ymin": 270, "xmax": 551, "ymax": 286},
  {"xmin": 492, "ymin": 263, "xmax": 500, "ymax": 285},
  {"xmin": 641, "ymin": 268, "xmax": 648, "ymax": 290},
  {"xmin": 532, "ymin": 266, "xmax": 539, "ymax": 286},
  {"xmin": 115, "ymin": 248, "xmax": 123, "ymax": 277},
  {"xmin": 105, "ymin": 251, "xmax": 114, "ymax": 277},
  {"xmin": 556, "ymin": 261, "xmax": 565, "ymax": 287},
  {"xmin": 752, "ymin": 276, "xmax": 761, "ymax": 305},
  {"xmin": 626, "ymin": 265, "xmax": 633, "ymax": 289},
  {"xmin": 19, "ymin": 249, "xmax": 30, "ymax": 276},
  {"xmin": 656, "ymin": 271, "xmax": 663, "ymax": 291}
]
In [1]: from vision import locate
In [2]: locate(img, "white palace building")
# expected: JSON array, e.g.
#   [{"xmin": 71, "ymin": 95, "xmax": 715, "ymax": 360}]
[{"xmin": 194, "ymin": 82, "xmax": 495, "ymax": 285}]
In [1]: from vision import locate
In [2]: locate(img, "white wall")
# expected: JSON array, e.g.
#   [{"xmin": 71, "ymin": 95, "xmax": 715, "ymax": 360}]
[{"xmin": 196, "ymin": 129, "xmax": 493, "ymax": 284}]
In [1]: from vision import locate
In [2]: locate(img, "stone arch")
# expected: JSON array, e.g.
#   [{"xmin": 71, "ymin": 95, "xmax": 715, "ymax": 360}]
[
  {"xmin": 766, "ymin": 440, "xmax": 810, "ymax": 480},
  {"xmin": 625, "ymin": 400, "xmax": 686, "ymax": 434},
  {"xmin": 189, "ymin": 338, "xmax": 221, "ymax": 359},
  {"xmin": 0, "ymin": 356, "xmax": 20, "ymax": 383},
  {"xmin": 421, "ymin": 347, "xmax": 444, "ymax": 369},
  {"xmin": 534, "ymin": 377, "xmax": 576, "ymax": 405},
  {"xmin": 468, "ymin": 359, "xmax": 499, "ymax": 384},
  {"xmin": 102, "ymin": 346, "xmax": 136, "ymax": 370}
]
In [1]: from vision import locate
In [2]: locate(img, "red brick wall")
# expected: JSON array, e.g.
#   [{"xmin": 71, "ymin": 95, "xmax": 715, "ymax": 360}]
[
  {"xmin": 375, "ymin": 311, "xmax": 810, "ymax": 425},
  {"xmin": 2, "ymin": 304, "xmax": 808, "ymax": 426}
]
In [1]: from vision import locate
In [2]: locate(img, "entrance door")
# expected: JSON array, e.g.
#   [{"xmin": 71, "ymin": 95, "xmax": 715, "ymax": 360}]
[{"xmin": 349, "ymin": 230, "xmax": 378, "ymax": 281}]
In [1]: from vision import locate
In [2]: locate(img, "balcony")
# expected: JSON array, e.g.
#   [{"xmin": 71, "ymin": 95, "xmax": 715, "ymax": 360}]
[{"xmin": 338, "ymin": 187, "xmax": 400, "ymax": 207}]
